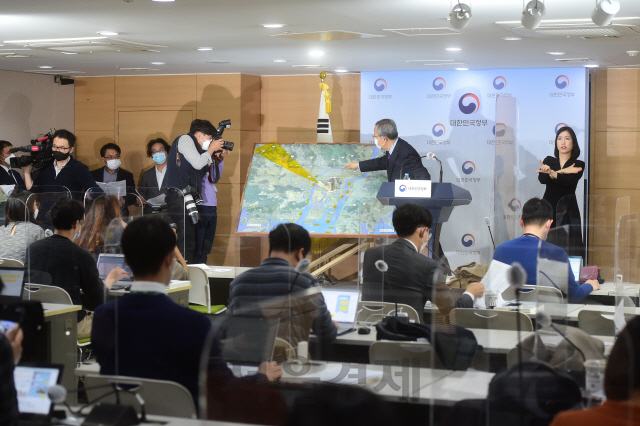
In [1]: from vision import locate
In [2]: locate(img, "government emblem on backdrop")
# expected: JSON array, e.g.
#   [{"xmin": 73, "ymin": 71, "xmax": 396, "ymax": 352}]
[{"xmin": 458, "ymin": 93, "xmax": 480, "ymax": 114}]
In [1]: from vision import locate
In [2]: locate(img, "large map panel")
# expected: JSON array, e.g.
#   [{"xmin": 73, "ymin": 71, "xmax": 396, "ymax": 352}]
[{"xmin": 237, "ymin": 143, "xmax": 395, "ymax": 235}]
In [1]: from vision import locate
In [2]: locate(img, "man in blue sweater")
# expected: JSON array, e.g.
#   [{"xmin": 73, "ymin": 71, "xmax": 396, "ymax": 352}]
[
  {"xmin": 92, "ymin": 216, "xmax": 281, "ymax": 406},
  {"xmin": 493, "ymin": 197, "xmax": 599, "ymax": 302}
]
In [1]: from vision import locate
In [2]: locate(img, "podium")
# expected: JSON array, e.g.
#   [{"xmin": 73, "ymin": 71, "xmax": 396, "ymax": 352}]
[{"xmin": 376, "ymin": 182, "xmax": 472, "ymax": 260}]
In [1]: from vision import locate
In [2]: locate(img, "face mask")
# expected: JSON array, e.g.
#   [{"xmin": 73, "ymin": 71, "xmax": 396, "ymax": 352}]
[
  {"xmin": 202, "ymin": 138, "xmax": 212, "ymax": 151},
  {"xmin": 152, "ymin": 153, "xmax": 166, "ymax": 165},
  {"xmin": 73, "ymin": 224, "xmax": 82, "ymax": 241},
  {"xmin": 52, "ymin": 151, "xmax": 70, "ymax": 162},
  {"xmin": 375, "ymin": 137, "xmax": 384, "ymax": 149},
  {"xmin": 33, "ymin": 208, "xmax": 39, "ymax": 220},
  {"xmin": 107, "ymin": 159, "xmax": 121, "ymax": 170},
  {"xmin": 419, "ymin": 230, "xmax": 430, "ymax": 253},
  {"xmin": 4, "ymin": 153, "xmax": 15, "ymax": 160}
]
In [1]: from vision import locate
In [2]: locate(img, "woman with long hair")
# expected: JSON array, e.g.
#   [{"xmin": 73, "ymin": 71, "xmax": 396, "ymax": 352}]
[
  {"xmin": 0, "ymin": 189, "xmax": 45, "ymax": 263},
  {"xmin": 537, "ymin": 126, "xmax": 585, "ymax": 256},
  {"xmin": 75, "ymin": 195, "xmax": 121, "ymax": 259}
]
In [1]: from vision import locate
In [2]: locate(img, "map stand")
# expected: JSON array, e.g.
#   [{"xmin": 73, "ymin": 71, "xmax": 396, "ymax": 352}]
[{"xmin": 376, "ymin": 182, "xmax": 472, "ymax": 260}]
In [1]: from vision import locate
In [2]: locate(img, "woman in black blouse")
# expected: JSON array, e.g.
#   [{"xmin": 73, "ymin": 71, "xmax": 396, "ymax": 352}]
[{"xmin": 537, "ymin": 126, "xmax": 584, "ymax": 256}]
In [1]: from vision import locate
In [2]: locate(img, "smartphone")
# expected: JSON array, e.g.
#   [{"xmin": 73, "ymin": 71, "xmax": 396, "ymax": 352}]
[{"xmin": 0, "ymin": 320, "xmax": 17, "ymax": 334}]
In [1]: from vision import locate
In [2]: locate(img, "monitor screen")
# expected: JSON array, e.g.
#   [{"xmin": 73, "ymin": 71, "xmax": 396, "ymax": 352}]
[
  {"xmin": 321, "ymin": 289, "xmax": 359, "ymax": 323},
  {"xmin": 96, "ymin": 255, "xmax": 133, "ymax": 282},
  {"xmin": 568, "ymin": 256, "xmax": 582, "ymax": 283},
  {"xmin": 14, "ymin": 366, "xmax": 60, "ymax": 415},
  {"xmin": 0, "ymin": 268, "xmax": 25, "ymax": 298}
]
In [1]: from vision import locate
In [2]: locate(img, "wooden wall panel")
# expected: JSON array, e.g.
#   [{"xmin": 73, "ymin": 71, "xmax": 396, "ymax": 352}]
[
  {"xmin": 196, "ymin": 74, "xmax": 241, "ymax": 125},
  {"xmin": 592, "ymin": 131, "xmax": 640, "ymax": 190},
  {"xmin": 115, "ymin": 75, "xmax": 197, "ymax": 107},
  {"xmin": 261, "ymin": 74, "xmax": 360, "ymax": 143},
  {"xmin": 74, "ymin": 130, "xmax": 115, "ymax": 171},
  {"xmin": 75, "ymin": 77, "xmax": 114, "ymax": 131},
  {"xmin": 594, "ymin": 69, "xmax": 640, "ymax": 132},
  {"xmin": 241, "ymin": 74, "xmax": 261, "ymax": 132}
]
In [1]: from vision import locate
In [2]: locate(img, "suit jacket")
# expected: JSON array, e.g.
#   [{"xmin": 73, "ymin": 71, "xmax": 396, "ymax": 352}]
[
  {"xmin": 359, "ymin": 138, "xmax": 431, "ymax": 182},
  {"xmin": 90, "ymin": 166, "xmax": 137, "ymax": 216},
  {"xmin": 138, "ymin": 165, "xmax": 167, "ymax": 201},
  {"xmin": 362, "ymin": 239, "xmax": 472, "ymax": 319}
]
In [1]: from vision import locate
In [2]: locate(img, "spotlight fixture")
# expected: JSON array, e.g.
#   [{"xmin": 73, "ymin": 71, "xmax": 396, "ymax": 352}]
[
  {"xmin": 521, "ymin": 0, "xmax": 545, "ymax": 30},
  {"xmin": 591, "ymin": 0, "xmax": 620, "ymax": 26},
  {"xmin": 449, "ymin": 2, "xmax": 472, "ymax": 29}
]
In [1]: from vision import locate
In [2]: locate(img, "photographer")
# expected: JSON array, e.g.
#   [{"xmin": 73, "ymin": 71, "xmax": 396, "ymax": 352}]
[
  {"xmin": 0, "ymin": 141, "xmax": 26, "ymax": 187},
  {"xmin": 23, "ymin": 129, "xmax": 99, "ymax": 196},
  {"xmin": 165, "ymin": 119, "xmax": 223, "ymax": 263}
]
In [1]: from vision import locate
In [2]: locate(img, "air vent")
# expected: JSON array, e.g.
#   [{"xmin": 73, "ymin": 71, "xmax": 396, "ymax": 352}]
[
  {"xmin": 407, "ymin": 59, "xmax": 466, "ymax": 66},
  {"xmin": 118, "ymin": 68, "xmax": 159, "ymax": 71},
  {"xmin": 1, "ymin": 54, "xmax": 31, "ymax": 58},
  {"xmin": 273, "ymin": 31, "xmax": 382, "ymax": 41},
  {"xmin": 25, "ymin": 69, "xmax": 85, "ymax": 74},
  {"xmin": 495, "ymin": 17, "xmax": 640, "ymax": 38},
  {"xmin": 15, "ymin": 38, "xmax": 166, "ymax": 55},
  {"xmin": 383, "ymin": 27, "xmax": 460, "ymax": 36},
  {"xmin": 555, "ymin": 58, "xmax": 591, "ymax": 62},
  {"xmin": 291, "ymin": 65, "xmax": 326, "ymax": 69},
  {"xmin": 582, "ymin": 35, "xmax": 623, "ymax": 39},
  {"xmin": 206, "ymin": 60, "xmax": 229, "ymax": 64}
]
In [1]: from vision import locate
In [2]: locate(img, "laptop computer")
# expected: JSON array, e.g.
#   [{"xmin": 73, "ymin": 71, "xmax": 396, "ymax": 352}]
[
  {"xmin": 0, "ymin": 266, "xmax": 26, "ymax": 300},
  {"xmin": 568, "ymin": 256, "xmax": 582, "ymax": 283},
  {"xmin": 14, "ymin": 364, "xmax": 63, "ymax": 425},
  {"xmin": 321, "ymin": 289, "xmax": 360, "ymax": 334},
  {"xmin": 96, "ymin": 254, "xmax": 133, "ymax": 290}
]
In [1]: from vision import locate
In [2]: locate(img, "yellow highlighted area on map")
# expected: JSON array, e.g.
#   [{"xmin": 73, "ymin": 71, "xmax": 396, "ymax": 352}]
[{"xmin": 255, "ymin": 143, "xmax": 329, "ymax": 189}]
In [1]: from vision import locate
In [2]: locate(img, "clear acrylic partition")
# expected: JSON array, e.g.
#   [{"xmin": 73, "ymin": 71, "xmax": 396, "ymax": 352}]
[
  {"xmin": 27, "ymin": 185, "xmax": 72, "ymax": 231},
  {"xmin": 492, "ymin": 95, "xmax": 520, "ymax": 249},
  {"xmin": 614, "ymin": 196, "xmax": 638, "ymax": 329},
  {"xmin": 0, "ymin": 193, "xmax": 29, "ymax": 266},
  {"xmin": 0, "ymin": 185, "xmax": 11, "ymax": 224}
]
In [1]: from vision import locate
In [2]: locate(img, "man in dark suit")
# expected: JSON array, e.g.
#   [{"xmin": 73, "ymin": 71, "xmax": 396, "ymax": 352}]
[
  {"xmin": 362, "ymin": 203, "xmax": 484, "ymax": 318},
  {"xmin": 138, "ymin": 138, "xmax": 170, "ymax": 202},
  {"xmin": 0, "ymin": 141, "xmax": 26, "ymax": 187},
  {"xmin": 345, "ymin": 118, "xmax": 430, "ymax": 181},
  {"xmin": 90, "ymin": 143, "xmax": 136, "ymax": 217}
]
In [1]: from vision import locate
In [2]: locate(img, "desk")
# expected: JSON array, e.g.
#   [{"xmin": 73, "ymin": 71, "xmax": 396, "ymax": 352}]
[
  {"xmin": 42, "ymin": 303, "xmax": 81, "ymax": 404},
  {"xmin": 589, "ymin": 282, "xmax": 640, "ymax": 298},
  {"xmin": 193, "ymin": 265, "xmax": 253, "ymax": 306},
  {"xmin": 109, "ymin": 280, "xmax": 192, "ymax": 307},
  {"xmin": 417, "ymin": 370, "xmax": 495, "ymax": 406},
  {"xmin": 563, "ymin": 304, "xmax": 640, "ymax": 322}
]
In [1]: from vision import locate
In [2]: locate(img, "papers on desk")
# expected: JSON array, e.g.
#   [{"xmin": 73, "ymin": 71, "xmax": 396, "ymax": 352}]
[
  {"xmin": 298, "ymin": 365, "xmax": 384, "ymax": 385},
  {"xmin": 189, "ymin": 264, "xmax": 212, "ymax": 271},
  {"xmin": 0, "ymin": 185, "xmax": 15, "ymax": 198},
  {"xmin": 97, "ymin": 180, "xmax": 127, "ymax": 197},
  {"xmin": 475, "ymin": 260, "xmax": 511, "ymax": 309}
]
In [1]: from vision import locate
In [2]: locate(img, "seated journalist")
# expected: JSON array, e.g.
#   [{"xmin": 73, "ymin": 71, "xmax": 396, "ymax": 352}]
[
  {"xmin": 362, "ymin": 203, "xmax": 484, "ymax": 318},
  {"xmin": 25, "ymin": 198, "xmax": 127, "ymax": 339},
  {"xmin": 492, "ymin": 197, "xmax": 599, "ymax": 302},
  {"xmin": 92, "ymin": 216, "xmax": 281, "ymax": 405}
]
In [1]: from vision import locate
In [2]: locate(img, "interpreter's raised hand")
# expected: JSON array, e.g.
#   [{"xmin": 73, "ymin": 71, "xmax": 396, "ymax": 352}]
[
  {"xmin": 104, "ymin": 267, "xmax": 129, "ymax": 289},
  {"xmin": 536, "ymin": 159, "xmax": 551, "ymax": 174},
  {"xmin": 345, "ymin": 162, "xmax": 359, "ymax": 171},
  {"xmin": 585, "ymin": 279, "xmax": 600, "ymax": 291},
  {"xmin": 557, "ymin": 165, "xmax": 583, "ymax": 175},
  {"xmin": 466, "ymin": 282, "xmax": 485, "ymax": 298},
  {"xmin": 258, "ymin": 361, "xmax": 282, "ymax": 382},
  {"xmin": 6, "ymin": 324, "xmax": 23, "ymax": 364}
]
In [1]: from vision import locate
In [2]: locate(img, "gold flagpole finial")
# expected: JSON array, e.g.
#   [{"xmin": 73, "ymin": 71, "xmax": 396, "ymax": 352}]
[{"xmin": 320, "ymin": 71, "xmax": 326, "ymax": 82}]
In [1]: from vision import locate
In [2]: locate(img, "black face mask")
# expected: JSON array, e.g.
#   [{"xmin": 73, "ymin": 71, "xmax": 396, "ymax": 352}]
[{"xmin": 52, "ymin": 151, "xmax": 70, "ymax": 162}]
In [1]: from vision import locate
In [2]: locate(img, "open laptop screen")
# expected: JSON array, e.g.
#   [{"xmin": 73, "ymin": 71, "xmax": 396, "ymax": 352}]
[
  {"xmin": 321, "ymin": 289, "xmax": 359, "ymax": 324},
  {"xmin": 96, "ymin": 254, "xmax": 133, "ymax": 282},
  {"xmin": 14, "ymin": 365, "xmax": 61, "ymax": 416},
  {"xmin": 568, "ymin": 256, "xmax": 582, "ymax": 283},
  {"xmin": 0, "ymin": 267, "xmax": 26, "ymax": 299}
]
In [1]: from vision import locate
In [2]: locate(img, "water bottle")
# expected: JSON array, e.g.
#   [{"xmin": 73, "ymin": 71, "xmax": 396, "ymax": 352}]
[{"xmin": 403, "ymin": 173, "xmax": 410, "ymax": 180}]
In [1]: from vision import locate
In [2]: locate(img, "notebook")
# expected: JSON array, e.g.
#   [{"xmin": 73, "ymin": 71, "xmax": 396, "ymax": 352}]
[
  {"xmin": 568, "ymin": 256, "xmax": 582, "ymax": 283},
  {"xmin": 14, "ymin": 364, "xmax": 63, "ymax": 424},
  {"xmin": 0, "ymin": 267, "xmax": 26, "ymax": 300},
  {"xmin": 96, "ymin": 254, "xmax": 133, "ymax": 288},
  {"xmin": 321, "ymin": 289, "xmax": 360, "ymax": 332}
]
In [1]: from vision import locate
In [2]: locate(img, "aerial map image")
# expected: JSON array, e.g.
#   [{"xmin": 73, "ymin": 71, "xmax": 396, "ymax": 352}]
[{"xmin": 237, "ymin": 143, "xmax": 395, "ymax": 235}]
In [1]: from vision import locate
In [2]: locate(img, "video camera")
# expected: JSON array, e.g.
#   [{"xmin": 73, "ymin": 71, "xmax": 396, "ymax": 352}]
[
  {"xmin": 9, "ymin": 132, "xmax": 55, "ymax": 170},
  {"xmin": 215, "ymin": 119, "xmax": 234, "ymax": 152}
]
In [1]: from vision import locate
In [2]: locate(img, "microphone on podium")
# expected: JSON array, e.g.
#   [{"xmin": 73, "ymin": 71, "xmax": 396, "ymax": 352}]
[
  {"xmin": 398, "ymin": 155, "xmax": 428, "ymax": 181},
  {"xmin": 425, "ymin": 152, "xmax": 444, "ymax": 183},
  {"xmin": 485, "ymin": 217, "xmax": 496, "ymax": 250}
]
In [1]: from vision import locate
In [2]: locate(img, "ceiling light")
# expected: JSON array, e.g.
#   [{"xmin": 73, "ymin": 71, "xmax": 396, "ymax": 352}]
[
  {"xmin": 449, "ymin": 2, "xmax": 472, "ymax": 30},
  {"xmin": 546, "ymin": 52, "xmax": 566, "ymax": 55},
  {"xmin": 4, "ymin": 36, "xmax": 106, "ymax": 43},
  {"xmin": 592, "ymin": 0, "xmax": 620, "ymax": 26},
  {"xmin": 98, "ymin": 31, "xmax": 119, "ymax": 36},
  {"xmin": 150, "ymin": 62, "xmax": 165, "ymax": 65},
  {"xmin": 197, "ymin": 47, "xmax": 214, "ymax": 51},
  {"xmin": 152, "ymin": 0, "xmax": 175, "ymax": 2},
  {"xmin": 272, "ymin": 59, "xmax": 289, "ymax": 63},
  {"xmin": 503, "ymin": 37, "xmax": 523, "ymax": 41},
  {"xmin": 335, "ymin": 69, "xmax": 348, "ymax": 73},
  {"xmin": 309, "ymin": 50, "xmax": 324, "ymax": 57},
  {"xmin": 585, "ymin": 64, "xmax": 599, "ymax": 68},
  {"xmin": 456, "ymin": 67, "xmax": 469, "ymax": 70},
  {"xmin": 521, "ymin": 0, "xmax": 546, "ymax": 30},
  {"xmin": 61, "ymin": 52, "xmax": 78, "ymax": 55},
  {"xmin": 262, "ymin": 24, "xmax": 285, "ymax": 28},
  {"xmin": 446, "ymin": 47, "xmax": 461, "ymax": 51},
  {"xmin": 38, "ymin": 66, "xmax": 53, "ymax": 69}
]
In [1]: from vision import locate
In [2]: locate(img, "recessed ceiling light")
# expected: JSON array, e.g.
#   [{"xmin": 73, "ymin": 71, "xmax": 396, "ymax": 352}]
[
  {"xmin": 502, "ymin": 37, "xmax": 523, "ymax": 41},
  {"xmin": 446, "ymin": 47, "xmax": 461, "ymax": 51},
  {"xmin": 335, "ymin": 69, "xmax": 348, "ymax": 73},
  {"xmin": 150, "ymin": 62, "xmax": 165, "ymax": 65},
  {"xmin": 585, "ymin": 64, "xmax": 599, "ymax": 68},
  {"xmin": 262, "ymin": 24, "xmax": 285, "ymax": 28},
  {"xmin": 455, "ymin": 67, "xmax": 469, "ymax": 70},
  {"xmin": 98, "ymin": 31, "xmax": 119, "ymax": 36},
  {"xmin": 4, "ymin": 37, "xmax": 106, "ymax": 43},
  {"xmin": 38, "ymin": 66, "xmax": 53, "ymax": 69},
  {"xmin": 309, "ymin": 50, "xmax": 324, "ymax": 57},
  {"xmin": 197, "ymin": 47, "xmax": 214, "ymax": 51},
  {"xmin": 61, "ymin": 52, "xmax": 78, "ymax": 55},
  {"xmin": 272, "ymin": 59, "xmax": 289, "ymax": 63},
  {"xmin": 547, "ymin": 52, "xmax": 566, "ymax": 55}
]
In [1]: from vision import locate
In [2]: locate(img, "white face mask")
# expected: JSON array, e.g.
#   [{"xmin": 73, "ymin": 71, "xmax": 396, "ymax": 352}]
[
  {"xmin": 202, "ymin": 138, "xmax": 212, "ymax": 151},
  {"xmin": 33, "ymin": 208, "xmax": 39, "ymax": 220},
  {"xmin": 6, "ymin": 153, "xmax": 15, "ymax": 160},
  {"xmin": 73, "ymin": 224, "xmax": 82, "ymax": 241},
  {"xmin": 419, "ymin": 229, "xmax": 430, "ymax": 253},
  {"xmin": 107, "ymin": 159, "xmax": 121, "ymax": 170},
  {"xmin": 374, "ymin": 136, "xmax": 384, "ymax": 149}
]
